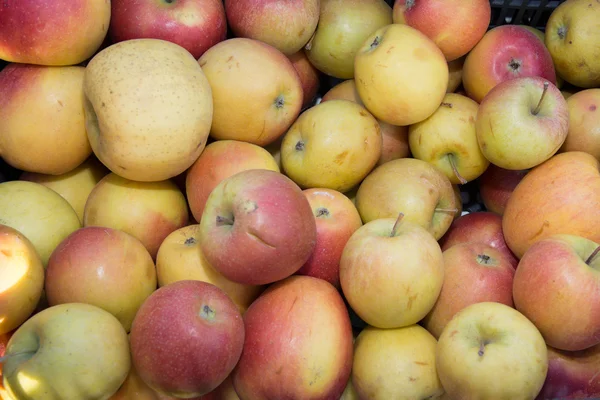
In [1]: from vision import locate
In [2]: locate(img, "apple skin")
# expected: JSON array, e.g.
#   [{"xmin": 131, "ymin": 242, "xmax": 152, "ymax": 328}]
[
  {"xmin": 0, "ymin": 0, "xmax": 110, "ymax": 66},
  {"xmin": 421, "ymin": 242, "xmax": 516, "ymax": 339},
  {"xmin": 288, "ymin": 50, "xmax": 321, "ymax": 109},
  {"xmin": 0, "ymin": 225, "xmax": 45, "ymax": 335},
  {"xmin": 439, "ymin": 211, "xmax": 519, "ymax": 269},
  {"xmin": 502, "ymin": 151, "xmax": 600, "ymax": 259},
  {"xmin": 225, "ymin": 0, "xmax": 319, "ymax": 56},
  {"xmin": 513, "ymin": 234, "xmax": 600, "ymax": 352},
  {"xmin": 463, "ymin": 25, "xmax": 557, "ymax": 103},
  {"xmin": 2, "ymin": 303, "xmax": 131, "ymax": 400},
  {"xmin": 232, "ymin": 276, "xmax": 354, "ymax": 400},
  {"xmin": 0, "ymin": 331, "xmax": 13, "ymax": 398},
  {"xmin": 295, "ymin": 188, "xmax": 363, "ymax": 289},
  {"xmin": 130, "ymin": 280, "xmax": 245, "ymax": 398},
  {"xmin": 436, "ymin": 302, "xmax": 548, "ymax": 400},
  {"xmin": 186, "ymin": 139, "xmax": 280, "ymax": 224},
  {"xmin": 446, "ymin": 56, "xmax": 465, "ymax": 93},
  {"xmin": 109, "ymin": 0, "xmax": 227, "ymax": 59},
  {"xmin": 45, "ymin": 226, "xmax": 157, "ymax": 332},
  {"xmin": 198, "ymin": 169, "xmax": 317, "ymax": 286},
  {"xmin": 536, "ymin": 343, "xmax": 600, "ymax": 400},
  {"xmin": 478, "ymin": 164, "xmax": 528, "ymax": 216},
  {"xmin": 476, "ymin": 76, "xmax": 569, "ymax": 170},
  {"xmin": 560, "ymin": 89, "xmax": 600, "ymax": 160},
  {"xmin": 392, "ymin": 0, "xmax": 490, "ymax": 62}
]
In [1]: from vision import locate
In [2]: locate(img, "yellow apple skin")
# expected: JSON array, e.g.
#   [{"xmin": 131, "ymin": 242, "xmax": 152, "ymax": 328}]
[
  {"xmin": 20, "ymin": 157, "xmax": 109, "ymax": 223},
  {"xmin": 545, "ymin": 0, "xmax": 600, "ymax": 89},
  {"xmin": 436, "ymin": 302, "xmax": 548, "ymax": 400},
  {"xmin": 409, "ymin": 93, "xmax": 488, "ymax": 185},
  {"xmin": 281, "ymin": 99, "xmax": 382, "ymax": 193},
  {"xmin": 155, "ymin": 225, "xmax": 264, "ymax": 315},
  {"xmin": 446, "ymin": 56, "xmax": 465, "ymax": 93},
  {"xmin": 0, "ymin": 64, "xmax": 92, "ymax": 175},
  {"xmin": 305, "ymin": 0, "xmax": 392, "ymax": 79},
  {"xmin": 198, "ymin": 38, "xmax": 303, "ymax": 147},
  {"xmin": 560, "ymin": 89, "xmax": 600, "ymax": 160},
  {"xmin": 84, "ymin": 173, "xmax": 189, "ymax": 260},
  {"xmin": 0, "ymin": 181, "xmax": 81, "ymax": 267},
  {"xmin": 84, "ymin": 39, "xmax": 213, "ymax": 182},
  {"xmin": 2, "ymin": 303, "xmax": 131, "ymax": 400},
  {"xmin": 354, "ymin": 23, "xmax": 449, "ymax": 127},
  {"xmin": 352, "ymin": 325, "xmax": 444, "ymax": 400},
  {"xmin": 0, "ymin": 225, "xmax": 44, "ymax": 335}
]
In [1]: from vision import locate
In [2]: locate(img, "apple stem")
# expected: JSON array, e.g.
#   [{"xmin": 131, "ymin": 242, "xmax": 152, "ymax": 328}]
[
  {"xmin": 478, "ymin": 341, "xmax": 486, "ymax": 357},
  {"xmin": 390, "ymin": 212, "xmax": 405, "ymax": 237},
  {"xmin": 448, "ymin": 154, "xmax": 467, "ymax": 185},
  {"xmin": 441, "ymin": 102, "xmax": 453, "ymax": 108},
  {"xmin": 585, "ymin": 245, "xmax": 600, "ymax": 265},
  {"xmin": 435, "ymin": 207, "xmax": 458, "ymax": 214},
  {"xmin": 216, "ymin": 215, "xmax": 234, "ymax": 226},
  {"xmin": 532, "ymin": 81, "xmax": 550, "ymax": 116}
]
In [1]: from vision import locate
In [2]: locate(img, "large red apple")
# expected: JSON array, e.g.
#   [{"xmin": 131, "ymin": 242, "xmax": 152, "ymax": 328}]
[
  {"xmin": 232, "ymin": 275, "xmax": 354, "ymax": 400},
  {"xmin": 130, "ymin": 280, "xmax": 245, "ymax": 398},
  {"xmin": 478, "ymin": 165, "xmax": 528, "ymax": 216},
  {"xmin": 109, "ymin": 0, "xmax": 227, "ymax": 59},
  {"xmin": 198, "ymin": 169, "xmax": 317, "ymax": 286}
]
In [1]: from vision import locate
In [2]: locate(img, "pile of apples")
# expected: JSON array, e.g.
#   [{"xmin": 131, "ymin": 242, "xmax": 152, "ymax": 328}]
[{"xmin": 1, "ymin": 0, "xmax": 600, "ymax": 399}]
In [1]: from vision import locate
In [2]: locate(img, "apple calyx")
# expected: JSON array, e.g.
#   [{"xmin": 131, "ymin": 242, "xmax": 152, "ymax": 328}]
[
  {"xmin": 557, "ymin": 26, "xmax": 567, "ymax": 40},
  {"xmin": 315, "ymin": 207, "xmax": 330, "ymax": 218},
  {"xmin": 447, "ymin": 154, "xmax": 467, "ymax": 185},
  {"xmin": 184, "ymin": 237, "xmax": 197, "ymax": 246},
  {"xmin": 390, "ymin": 212, "xmax": 405, "ymax": 237},
  {"xmin": 200, "ymin": 304, "xmax": 216, "ymax": 321},
  {"xmin": 441, "ymin": 102, "xmax": 453, "ymax": 108},
  {"xmin": 508, "ymin": 58, "xmax": 522, "ymax": 73},
  {"xmin": 369, "ymin": 36, "xmax": 382, "ymax": 50},
  {"xmin": 532, "ymin": 82, "xmax": 550, "ymax": 116},
  {"xmin": 216, "ymin": 215, "xmax": 234, "ymax": 226},
  {"xmin": 295, "ymin": 140, "xmax": 305, "ymax": 151},
  {"xmin": 585, "ymin": 245, "xmax": 600, "ymax": 266},
  {"xmin": 405, "ymin": 0, "xmax": 416, "ymax": 9},
  {"xmin": 274, "ymin": 95, "xmax": 285, "ymax": 109},
  {"xmin": 476, "ymin": 254, "xmax": 492, "ymax": 265}
]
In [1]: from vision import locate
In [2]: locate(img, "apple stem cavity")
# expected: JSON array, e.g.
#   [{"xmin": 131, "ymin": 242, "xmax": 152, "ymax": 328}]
[
  {"xmin": 216, "ymin": 215, "xmax": 234, "ymax": 226},
  {"xmin": 585, "ymin": 245, "xmax": 600, "ymax": 266},
  {"xmin": 532, "ymin": 82, "xmax": 550, "ymax": 116},
  {"xmin": 315, "ymin": 207, "xmax": 330, "ymax": 218},
  {"xmin": 200, "ymin": 304, "xmax": 216, "ymax": 321},
  {"xmin": 448, "ymin": 154, "xmax": 467, "ymax": 185},
  {"xmin": 390, "ymin": 212, "xmax": 405, "ymax": 237}
]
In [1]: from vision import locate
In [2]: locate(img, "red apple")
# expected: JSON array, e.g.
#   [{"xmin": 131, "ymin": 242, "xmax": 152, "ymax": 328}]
[
  {"xmin": 295, "ymin": 188, "xmax": 363, "ymax": 289},
  {"xmin": 439, "ymin": 211, "xmax": 519, "ymax": 269},
  {"xmin": 478, "ymin": 165, "xmax": 528, "ymax": 216},
  {"xmin": 130, "ymin": 280, "xmax": 245, "ymax": 398},
  {"xmin": 462, "ymin": 25, "xmax": 557, "ymax": 103},
  {"xmin": 288, "ymin": 50, "xmax": 321, "ymax": 109},
  {"xmin": 198, "ymin": 169, "xmax": 317, "ymax": 285},
  {"xmin": 513, "ymin": 234, "xmax": 600, "ymax": 351},
  {"xmin": 232, "ymin": 275, "xmax": 354, "ymax": 400},
  {"xmin": 421, "ymin": 242, "xmax": 516, "ymax": 339},
  {"xmin": 109, "ymin": 0, "xmax": 227, "ymax": 60}
]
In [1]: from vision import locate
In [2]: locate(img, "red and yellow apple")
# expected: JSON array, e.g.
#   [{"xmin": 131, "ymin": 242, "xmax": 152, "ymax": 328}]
[
  {"xmin": 478, "ymin": 164, "xmax": 528, "ymax": 216},
  {"xmin": 560, "ymin": 89, "xmax": 600, "ymax": 160},
  {"xmin": 288, "ymin": 50, "xmax": 321, "ymax": 109}
]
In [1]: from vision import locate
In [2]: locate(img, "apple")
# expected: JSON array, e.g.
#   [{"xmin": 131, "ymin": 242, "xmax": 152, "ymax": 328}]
[
  {"xmin": 447, "ymin": 56, "xmax": 465, "ymax": 93},
  {"xmin": 320, "ymin": 79, "xmax": 411, "ymax": 166},
  {"xmin": 84, "ymin": 38, "xmax": 213, "ymax": 182},
  {"xmin": 199, "ymin": 375, "xmax": 240, "ymax": 400},
  {"xmin": 156, "ymin": 224, "xmax": 264, "ymax": 315},
  {"xmin": 536, "ymin": 343, "xmax": 600, "ymax": 400},
  {"xmin": 280, "ymin": 99, "xmax": 382, "ymax": 193},
  {"xmin": 560, "ymin": 89, "xmax": 600, "ymax": 160},
  {"xmin": 513, "ymin": 234, "xmax": 600, "ymax": 352},
  {"xmin": 109, "ymin": 0, "xmax": 227, "ymax": 59},
  {"xmin": 0, "ymin": 181, "xmax": 81, "ymax": 267},
  {"xmin": 354, "ymin": 23, "xmax": 449, "ymax": 127},
  {"xmin": 84, "ymin": 173, "xmax": 189, "ymax": 260},
  {"xmin": 409, "ymin": 93, "xmax": 488, "ymax": 185},
  {"xmin": 503, "ymin": 151, "xmax": 600, "ymax": 259},
  {"xmin": 287, "ymin": 50, "xmax": 321, "ymax": 109},
  {"xmin": 263, "ymin": 133, "xmax": 284, "ymax": 171},
  {"xmin": 0, "ymin": 0, "xmax": 110, "ymax": 66},
  {"xmin": 545, "ymin": 0, "xmax": 600, "ymax": 89},
  {"xmin": 438, "ymin": 211, "xmax": 519, "ymax": 268},
  {"xmin": 476, "ymin": 76, "xmax": 569, "ymax": 170},
  {"xmin": 352, "ymin": 324, "xmax": 444, "ymax": 399},
  {"xmin": 232, "ymin": 276, "xmax": 354, "ymax": 400},
  {"xmin": 20, "ymin": 156, "xmax": 109, "ymax": 223},
  {"xmin": 199, "ymin": 169, "xmax": 317, "ymax": 286},
  {"xmin": 198, "ymin": 38, "xmax": 303, "ymax": 147},
  {"xmin": 45, "ymin": 226, "xmax": 157, "ymax": 332},
  {"xmin": 340, "ymin": 214, "xmax": 444, "ymax": 329},
  {"xmin": 0, "ymin": 64, "xmax": 92, "ymax": 175},
  {"xmin": 478, "ymin": 164, "xmax": 528, "ymax": 216},
  {"xmin": 0, "ymin": 225, "xmax": 44, "ymax": 335},
  {"xmin": 130, "ymin": 280, "xmax": 245, "ymax": 398},
  {"xmin": 0, "ymin": 331, "xmax": 13, "ymax": 399},
  {"xmin": 225, "ymin": 0, "xmax": 319, "ymax": 56},
  {"xmin": 340, "ymin": 378, "xmax": 360, "ymax": 400},
  {"xmin": 436, "ymin": 302, "xmax": 548, "ymax": 399},
  {"xmin": 186, "ymin": 140, "xmax": 279, "ymax": 223},
  {"xmin": 392, "ymin": 0, "xmax": 490, "ymax": 62},
  {"xmin": 109, "ymin": 361, "xmax": 166, "ymax": 400},
  {"xmin": 2, "ymin": 303, "xmax": 131, "ymax": 400},
  {"xmin": 422, "ymin": 242, "xmax": 516, "ymax": 339},
  {"xmin": 462, "ymin": 25, "xmax": 557, "ymax": 103},
  {"xmin": 355, "ymin": 157, "xmax": 458, "ymax": 240},
  {"xmin": 295, "ymin": 188, "xmax": 363, "ymax": 289},
  {"xmin": 305, "ymin": 0, "xmax": 392, "ymax": 79}
]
